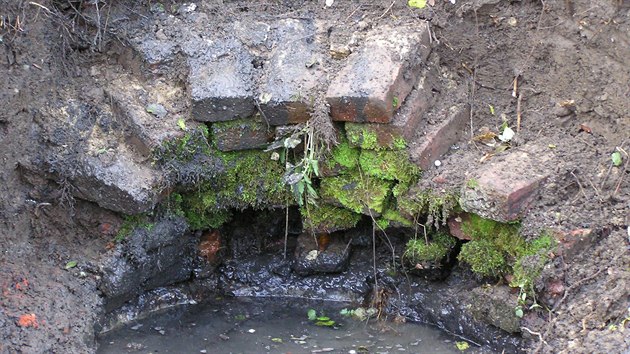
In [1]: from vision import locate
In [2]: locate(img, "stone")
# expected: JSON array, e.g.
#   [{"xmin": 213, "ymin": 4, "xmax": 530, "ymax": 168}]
[
  {"xmin": 447, "ymin": 213, "xmax": 473, "ymax": 241},
  {"xmin": 293, "ymin": 232, "xmax": 352, "ymax": 276},
  {"xmin": 211, "ymin": 117, "xmax": 274, "ymax": 151},
  {"xmin": 409, "ymin": 104, "xmax": 470, "ymax": 169},
  {"xmin": 98, "ymin": 217, "xmax": 194, "ymax": 311},
  {"xmin": 189, "ymin": 39, "xmax": 256, "ymax": 122},
  {"xmin": 345, "ymin": 73, "xmax": 433, "ymax": 150},
  {"xmin": 326, "ymin": 23, "xmax": 431, "ymax": 123},
  {"xmin": 105, "ymin": 77, "xmax": 187, "ymax": 157},
  {"xmin": 259, "ymin": 19, "xmax": 325, "ymax": 125},
  {"xmin": 552, "ymin": 228, "xmax": 594, "ymax": 261},
  {"xmin": 470, "ymin": 286, "xmax": 521, "ymax": 333},
  {"xmin": 459, "ymin": 146, "xmax": 551, "ymax": 222}
]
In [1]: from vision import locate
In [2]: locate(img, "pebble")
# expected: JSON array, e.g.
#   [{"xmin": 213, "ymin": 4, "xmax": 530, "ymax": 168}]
[
  {"xmin": 434, "ymin": 160, "xmax": 442, "ymax": 167},
  {"xmin": 200, "ymin": 350, "xmax": 207, "ymax": 353},
  {"xmin": 247, "ymin": 328, "xmax": 256, "ymax": 333}
]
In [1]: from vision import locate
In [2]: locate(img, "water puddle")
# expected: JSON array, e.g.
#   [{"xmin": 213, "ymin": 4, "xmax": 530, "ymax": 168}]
[{"xmin": 98, "ymin": 297, "xmax": 465, "ymax": 353}]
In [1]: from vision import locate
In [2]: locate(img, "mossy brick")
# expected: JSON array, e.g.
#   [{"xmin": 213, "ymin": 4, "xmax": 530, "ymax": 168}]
[
  {"xmin": 326, "ymin": 23, "xmax": 431, "ymax": 123},
  {"xmin": 301, "ymin": 204, "xmax": 362, "ymax": 233},
  {"xmin": 320, "ymin": 171, "xmax": 393, "ymax": 216},
  {"xmin": 320, "ymin": 138, "xmax": 360, "ymax": 177},
  {"xmin": 345, "ymin": 74, "xmax": 432, "ymax": 150},
  {"xmin": 459, "ymin": 146, "xmax": 551, "ymax": 222},
  {"xmin": 359, "ymin": 150, "xmax": 420, "ymax": 184},
  {"xmin": 409, "ymin": 104, "xmax": 470, "ymax": 169},
  {"xmin": 189, "ymin": 39, "xmax": 255, "ymax": 122},
  {"xmin": 211, "ymin": 117, "xmax": 274, "ymax": 151},
  {"xmin": 259, "ymin": 19, "xmax": 325, "ymax": 125}
]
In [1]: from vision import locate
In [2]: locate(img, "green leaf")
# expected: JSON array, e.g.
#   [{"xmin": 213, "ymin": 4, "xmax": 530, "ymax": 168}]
[
  {"xmin": 271, "ymin": 337, "xmax": 283, "ymax": 343},
  {"xmin": 316, "ymin": 316, "xmax": 330, "ymax": 321},
  {"xmin": 340, "ymin": 308, "xmax": 351, "ymax": 316},
  {"xmin": 314, "ymin": 320, "xmax": 336, "ymax": 327},
  {"xmin": 311, "ymin": 160, "xmax": 320, "ymax": 177},
  {"xmin": 407, "ymin": 0, "xmax": 427, "ymax": 9},
  {"xmin": 456, "ymin": 341, "xmax": 470, "ymax": 351},
  {"xmin": 611, "ymin": 151, "xmax": 622, "ymax": 166},
  {"xmin": 65, "ymin": 260, "xmax": 78, "ymax": 269},
  {"xmin": 307, "ymin": 309, "xmax": 317, "ymax": 321},
  {"xmin": 488, "ymin": 104, "xmax": 495, "ymax": 115},
  {"xmin": 177, "ymin": 118, "xmax": 186, "ymax": 131},
  {"xmin": 515, "ymin": 307, "xmax": 524, "ymax": 318}
]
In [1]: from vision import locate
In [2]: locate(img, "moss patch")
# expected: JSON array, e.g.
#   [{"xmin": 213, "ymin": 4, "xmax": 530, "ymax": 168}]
[
  {"xmin": 359, "ymin": 150, "xmax": 420, "ymax": 184},
  {"xmin": 302, "ymin": 204, "xmax": 362, "ymax": 233},
  {"xmin": 326, "ymin": 138, "xmax": 360, "ymax": 170},
  {"xmin": 457, "ymin": 214, "xmax": 555, "ymax": 284},
  {"xmin": 320, "ymin": 171, "xmax": 393, "ymax": 215},
  {"xmin": 397, "ymin": 189, "xmax": 459, "ymax": 228},
  {"xmin": 404, "ymin": 232, "xmax": 457, "ymax": 263},
  {"xmin": 115, "ymin": 214, "xmax": 155, "ymax": 242},
  {"xmin": 153, "ymin": 125, "xmax": 210, "ymax": 163}
]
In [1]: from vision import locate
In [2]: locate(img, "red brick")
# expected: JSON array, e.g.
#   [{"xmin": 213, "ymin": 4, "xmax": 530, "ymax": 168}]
[
  {"xmin": 345, "ymin": 73, "xmax": 433, "ymax": 150},
  {"xmin": 459, "ymin": 147, "xmax": 551, "ymax": 222},
  {"xmin": 409, "ymin": 104, "xmax": 470, "ymax": 169},
  {"xmin": 326, "ymin": 23, "xmax": 431, "ymax": 123},
  {"xmin": 211, "ymin": 117, "xmax": 274, "ymax": 151}
]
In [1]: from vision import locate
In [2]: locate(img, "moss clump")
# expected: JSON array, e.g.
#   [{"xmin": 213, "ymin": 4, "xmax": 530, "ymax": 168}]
[
  {"xmin": 115, "ymin": 215, "xmax": 155, "ymax": 242},
  {"xmin": 215, "ymin": 149, "xmax": 290, "ymax": 209},
  {"xmin": 320, "ymin": 171, "xmax": 393, "ymax": 215},
  {"xmin": 346, "ymin": 125, "xmax": 379, "ymax": 150},
  {"xmin": 376, "ymin": 208, "xmax": 413, "ymax": 229},
  {"xmin": 359, "ymin": 150, "xmax": 420, "ymax": 184},
  {"xmin": 302, "ymin": 204, "xmax": 362, "ymax": 233},
  {"xmin": 326, "ymin": 138, "xmax": 360, "ymax": 171},
  {"xmin": 397, "ymin": 189, "xmax": 459, "ymax": 228},
  {"xmin": 153, "ymin": 125, "xmax": 210, "ymax": 163},
  {"xmin": 457, "ymin": 214, "xmax": 556, "ymax": 283},
  {"xmin": 404, "ymin": 232, "xmax": 457, "ymax": 263}
]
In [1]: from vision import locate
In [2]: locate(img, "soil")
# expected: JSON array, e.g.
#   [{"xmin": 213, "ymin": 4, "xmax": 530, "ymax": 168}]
[{"xmin": 1, "ymin": 1, "xmax": 628, "ymax": 353}]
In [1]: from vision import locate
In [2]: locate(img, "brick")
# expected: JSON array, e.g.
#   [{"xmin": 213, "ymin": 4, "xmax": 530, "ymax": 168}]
[
  {"xmin": 345, "ymin": 73, "xmax": 432, "ymax": 150},
  {"xmin": 459, "ymin": 147, "xmax": 551, "ymax": 222},
  {"xmin": 211, "ymin": 117, "xmax": 274, "ymax": 151},
  {"xmin": 326, "ymin": 23, "xmax": 431, "ymax": 123},
  {"xmin": 552, "ymin": 228, "xmax": 594, "ymax": 261},
  {"xmin": 259, "ymin": 19, "xmax": 325, "ymax": 125},
  {"xmin": 189, "ymin": 39, "xmax": 255, "ymax": 122},
  {"xmin": 409, "ymin": 104, "xmax": 470, "ymax": 169}
]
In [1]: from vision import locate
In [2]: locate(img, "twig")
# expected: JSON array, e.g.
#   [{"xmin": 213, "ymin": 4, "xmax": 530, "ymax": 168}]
[
  {"xmin": 588, "ymin": 179, "xmax": 603, "ymax": 202},
  {"xmin": 28, "ymin": 1, "xmax": 52, "ymax": 13},
  {"xmin": 521, "ymin": 327, "xmax": 549, "ymax": 349},
  {"xmin": 379, "ymin": 0, "xmax": 396, "ymax": 19},
  {"xmin": 569, "ymin": 171, "xmax": 586, "ymax": 203},
  {"xmin": 516, "ymin": 92, "xmax": 523, "ymax": 132}
]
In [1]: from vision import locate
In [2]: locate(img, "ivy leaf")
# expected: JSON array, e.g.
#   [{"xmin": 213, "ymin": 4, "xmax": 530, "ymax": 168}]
[{"xmin": 408, "ymin": 0, "xmax": 427, "ymax": 9}]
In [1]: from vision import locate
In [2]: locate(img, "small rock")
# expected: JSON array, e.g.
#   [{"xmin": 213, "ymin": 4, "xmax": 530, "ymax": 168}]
[
  {"xmin": 434, "ymin": 160, "xmax": 442, "ymax": 167},
  {"xmin": 200, "ymin": 350, "xmax": 207, "ymax": 353},
  {"xmin": 146, "ymin": 103, "xmax": 168, "ymax": 119},
  {"xmin": 330, "ymin": 43, "xmax": 351, "ymax": 59},
  {"xmin": 247, "ymin": 328, "xmax": 256, "ymax": 333}
]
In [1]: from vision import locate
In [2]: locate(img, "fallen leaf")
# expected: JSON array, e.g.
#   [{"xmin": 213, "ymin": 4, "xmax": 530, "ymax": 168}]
[
  {"xmin": 65, "ymin": 261, "xmax": 77, "ymax": 269},
  {"xmin": 408, "ymin": 0, "xmax": 427, "ymax": 9},
  {"xmin": 579, "ymin": 124, "xmax": 592, "ymax": 134},
  {"xmin": 498, "ymin": 126, "xmax": 515, "ymax": 142},
  {"xmin": 611, "ymin": 151, "xmax": 622, "ymax": 166}
]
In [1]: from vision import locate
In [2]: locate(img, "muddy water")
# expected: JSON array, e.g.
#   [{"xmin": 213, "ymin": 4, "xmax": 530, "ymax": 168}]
[{"xmin": 97, "ymin": 297, "xmax": 465, "ymax": 354}]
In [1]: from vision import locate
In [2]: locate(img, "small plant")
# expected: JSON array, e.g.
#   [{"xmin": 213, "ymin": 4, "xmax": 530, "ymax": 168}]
[
  {"xmin": 404, "ymin": 232, "xmax": 456, "ymax": 264},
  {"xmin": 466, "ymin": 178, "xmax": 479, "ymax": 189},
  {"xmin": 306, "ymin": 309, "xmax": 337, "ymax": 327}
]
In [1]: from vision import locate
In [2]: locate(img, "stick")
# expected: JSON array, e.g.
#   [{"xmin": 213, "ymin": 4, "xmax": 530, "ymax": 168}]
[{"xmin": 516, "ymin": 92, "xmax": 523, "ymax": 132}]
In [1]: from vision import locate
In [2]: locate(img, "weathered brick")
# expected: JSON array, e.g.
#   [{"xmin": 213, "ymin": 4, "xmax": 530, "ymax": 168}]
[
  {"xmin": 259, "ymin": 19, "xmax": 325, "ymax": 125},
  {"xmin": 326, "ymin": 23, "xmax": 431, "ymax": 123},
  {"xmin": 459, "ymin": 147, "xmax": 551, "ymax": 222},
  {"xmin": 409, "ymin": 104, "xmax": 470, "ymax": 169},
  {"xmin": 345, "ymin": 74, "xmax": 432, "ymax": 150},
  {"xmin": 211, "ymin": 117, "xmax": 274, "ymax": 151},
  {"xmin": 189, "ymin": 40, "xmax": 255, "ymax": 122}
]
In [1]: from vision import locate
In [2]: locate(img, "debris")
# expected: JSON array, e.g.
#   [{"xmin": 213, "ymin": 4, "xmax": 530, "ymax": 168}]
[
  {"xmin": 17, "ymin": 314, "xmax": 39, "ymax": 328},
  {"xmin": 579, "ymin": 124, "xmax": 592, "ymax": 134}
]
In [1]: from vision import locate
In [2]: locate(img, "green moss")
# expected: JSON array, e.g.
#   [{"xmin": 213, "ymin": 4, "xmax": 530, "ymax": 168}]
[
  {"xmin": 215, "ymin": 149, "xmax": 290, "ymax": 209},
  {"xmin": 378, "ymin": 208, "xmax": 413, "ymax": 228},
  {"xmin": 302, "ymin": 204, "xmax": 362, "ymax": 233},
  {"xmin": 320, "ymin": 171, "xmax": 393, "ymax": 214},
  {"xmin": 458, "ymin": 239, "xmax": 508, "ymax": 277},
  {"xmin": 457, "ymin": 215, "xmax": 556, "ymax": 284},
  {"xmin": 404, "ymin": 232, "xmax": 457, "ymax": 263},
  {"xmin": 466, "ymin": 178, "xmax": 479, "ymax": 189},
  {"xmin": 397, "ymin": 189, "xmax": 459, "ymax": 228},
  {"xmin": 327, "ymin": 139, "xmax": 360, "ymax": 170},
  {"xmin": 393, "ymin": 137, "xmax": 407, "ymax": 149},
  {"xmin": 347, "ymin": 126, "xmax": 379, "ymax": 150},
  {"xmin": 153, "ymin": 125, "xmax": 210, "ymax": 163},
  {"xmin": 359, "ymin": 150, "xmax": 420, "ymax": 184},
  {"xmin": 115, "ymin": 215, "xmax": 154, "ymax": 242}
]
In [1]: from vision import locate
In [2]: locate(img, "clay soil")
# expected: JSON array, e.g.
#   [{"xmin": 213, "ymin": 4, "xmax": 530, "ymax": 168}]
[{"xmin": 1, "ymin": 0, "xmax": 628, "ymax": 353}]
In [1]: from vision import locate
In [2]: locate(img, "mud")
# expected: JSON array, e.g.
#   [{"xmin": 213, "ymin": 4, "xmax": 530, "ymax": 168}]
[{"xmin": 1, "ymin": 1, "xmax": 629, "ymax": 353}]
